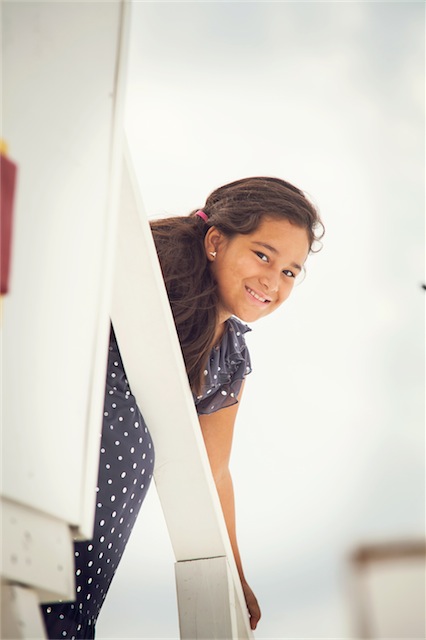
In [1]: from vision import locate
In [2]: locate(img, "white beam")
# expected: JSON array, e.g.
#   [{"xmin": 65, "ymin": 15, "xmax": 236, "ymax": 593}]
[{"xmin": 111, "ymin": 143, "xmax": 254, "ymax": 639}]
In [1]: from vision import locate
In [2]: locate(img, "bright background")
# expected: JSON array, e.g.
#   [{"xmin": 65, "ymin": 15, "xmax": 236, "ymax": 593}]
[{"xmin": 97, "ymin": 1, "xmax": 424, "ymax": 638}]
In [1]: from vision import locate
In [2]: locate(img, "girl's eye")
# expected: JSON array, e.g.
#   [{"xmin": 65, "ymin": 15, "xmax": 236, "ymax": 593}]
[
  {"xmin": 255, "ymin": 251, "xmax": 269, "ymax": 262},
  {"xmin": 282, "ymin": 269, "xmax": 295, "ymax": 278}
]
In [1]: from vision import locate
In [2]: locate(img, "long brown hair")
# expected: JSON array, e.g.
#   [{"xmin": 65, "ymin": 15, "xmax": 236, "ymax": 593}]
[{"xmin": 150, "ymin": 176, "xmax": 323, "ymax": 393}]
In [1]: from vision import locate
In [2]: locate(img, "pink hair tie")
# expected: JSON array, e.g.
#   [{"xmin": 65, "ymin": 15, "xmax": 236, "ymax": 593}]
[{"xmin": 195, "ymin": 210, "xmax": 208, "ymax": 222}]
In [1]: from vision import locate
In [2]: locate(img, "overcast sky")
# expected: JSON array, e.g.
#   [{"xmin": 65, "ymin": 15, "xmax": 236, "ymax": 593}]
[{"xmin": 97, "ymin": 2, "xmax": 424, "ymax": 638}]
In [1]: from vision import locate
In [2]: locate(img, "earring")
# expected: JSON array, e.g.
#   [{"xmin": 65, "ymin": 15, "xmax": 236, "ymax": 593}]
[{"xmin": 209, "ymin": 251, "xmax": 217, "ymax": 258}]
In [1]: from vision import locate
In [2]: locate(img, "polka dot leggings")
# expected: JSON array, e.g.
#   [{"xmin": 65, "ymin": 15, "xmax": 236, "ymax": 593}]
[{"xmin": 41, "ymin": 326, "xmax": 155, "ymax": 639}]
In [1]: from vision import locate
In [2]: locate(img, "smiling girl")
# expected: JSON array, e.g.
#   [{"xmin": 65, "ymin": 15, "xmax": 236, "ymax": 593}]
[
  {"xmin": 151, "ymin": 176, "xmax": 323, "ymax": 629},
  {"xmin": 41, "ymin": 176, "xmax": 322, "ymax": 638}
]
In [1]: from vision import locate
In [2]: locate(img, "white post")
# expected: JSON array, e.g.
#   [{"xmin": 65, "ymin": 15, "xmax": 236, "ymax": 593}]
[{"xmin": 175, "ymin": 557, "xmax": 238, "ymax": 639}]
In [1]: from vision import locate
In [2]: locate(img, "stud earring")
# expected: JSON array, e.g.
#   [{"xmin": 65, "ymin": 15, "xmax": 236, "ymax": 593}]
[{"xmin": 209, "ymin": 251, "xmax": 217, "ymax": 258}]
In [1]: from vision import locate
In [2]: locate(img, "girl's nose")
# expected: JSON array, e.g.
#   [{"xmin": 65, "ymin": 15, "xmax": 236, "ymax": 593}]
[{"xmin": 259, "ymin": 273, "xmax": 279, "ymax": 293}]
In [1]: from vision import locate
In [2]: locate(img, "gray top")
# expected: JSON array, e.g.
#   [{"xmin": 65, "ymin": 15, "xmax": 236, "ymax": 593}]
[{"xmin": 194, "ymin": 317, "xmax": 252, "ymax": 415}]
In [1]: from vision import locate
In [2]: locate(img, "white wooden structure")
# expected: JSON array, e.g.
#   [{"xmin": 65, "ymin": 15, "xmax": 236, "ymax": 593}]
[{"xmin": 1, "ymin": 2, "xmax": 253, "ymax": 637}]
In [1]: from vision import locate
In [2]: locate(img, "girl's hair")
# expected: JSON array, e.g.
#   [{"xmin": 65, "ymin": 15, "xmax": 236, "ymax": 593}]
[{"xmin": 150, "ymin": 176, "xmax": 323, "ymax": 393}]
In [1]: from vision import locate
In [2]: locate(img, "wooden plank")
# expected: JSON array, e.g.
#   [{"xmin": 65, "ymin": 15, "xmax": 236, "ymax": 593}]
[
  {"xmin": 1, "ymin": 585, "xmax": 47, "ymax": 639},
  {"xmin": 111, "ymin": 143, "xmax": 253, "ymax": 638},
  {"xmin": 1, "ymin": 498, "xmax": 75, "ymax": 602},
  {"xmin": 111, "ymin": 147, "xmax": 227, "ymax": 561}
]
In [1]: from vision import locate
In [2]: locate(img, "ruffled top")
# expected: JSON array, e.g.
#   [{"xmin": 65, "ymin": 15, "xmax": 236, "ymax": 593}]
[{"xmin": 194, "ymin": 316, "xmax": 252, "ymax": 415}]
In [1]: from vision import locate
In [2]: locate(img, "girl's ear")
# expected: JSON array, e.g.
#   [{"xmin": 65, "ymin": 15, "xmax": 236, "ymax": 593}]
[{"xmin": 204, "ymin": 226, "xmax": 224, "ymax": 261}]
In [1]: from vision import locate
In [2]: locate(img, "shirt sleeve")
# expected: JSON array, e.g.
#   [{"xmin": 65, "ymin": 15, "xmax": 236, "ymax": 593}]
[{"xmin": 194, "ymin": 317, "xmax": 252, "ymax": 415}]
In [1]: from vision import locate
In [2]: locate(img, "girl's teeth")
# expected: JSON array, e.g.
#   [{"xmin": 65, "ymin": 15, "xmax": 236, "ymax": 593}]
[{"xmin": 248, "ymin": 288, "xmax": 266, "ymax": 302}]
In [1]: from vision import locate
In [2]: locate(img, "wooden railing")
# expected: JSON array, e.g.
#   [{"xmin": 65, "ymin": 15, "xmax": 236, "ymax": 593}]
[{"xmin": 111, "ymin": 144, "xmax": 254, "ymax": 639}]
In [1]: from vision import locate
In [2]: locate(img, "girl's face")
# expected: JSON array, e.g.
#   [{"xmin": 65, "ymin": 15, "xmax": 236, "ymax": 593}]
[{"xmin": 205, "ymin": 216, "xmax": 310, "ymax": 325}]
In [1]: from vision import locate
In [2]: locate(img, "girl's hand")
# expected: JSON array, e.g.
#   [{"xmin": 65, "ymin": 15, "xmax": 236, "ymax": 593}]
[{"xmin": 242, "ymin": 580, "xmax": 261, "ymax": 630}]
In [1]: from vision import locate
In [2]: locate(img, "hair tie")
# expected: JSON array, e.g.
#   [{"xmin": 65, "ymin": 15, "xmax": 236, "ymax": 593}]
[{"xmin": 195, "ymin": 210, "xmax": 208, "ymax": 222}]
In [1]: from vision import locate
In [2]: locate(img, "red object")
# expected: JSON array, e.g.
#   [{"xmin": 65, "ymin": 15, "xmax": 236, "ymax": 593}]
[{"xmin": 1, "ymin": 153, "xmax": 17, "ymax": 294}]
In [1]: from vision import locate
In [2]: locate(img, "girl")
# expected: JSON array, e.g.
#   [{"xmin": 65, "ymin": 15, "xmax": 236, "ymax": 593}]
[{"xmin": 41, "ymin": 176, "xmax": 323, "ymax": 638}]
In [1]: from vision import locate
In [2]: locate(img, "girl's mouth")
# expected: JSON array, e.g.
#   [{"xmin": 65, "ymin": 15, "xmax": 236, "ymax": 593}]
[{"xmin": 245, "ymin": 286, "xmax": 271, "ymax": 305}]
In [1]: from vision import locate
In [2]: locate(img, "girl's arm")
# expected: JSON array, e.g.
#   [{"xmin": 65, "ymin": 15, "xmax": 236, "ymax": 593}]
[{"xmin": 198, "ymin": 382, "xmax": 261, "ymax": 631}]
